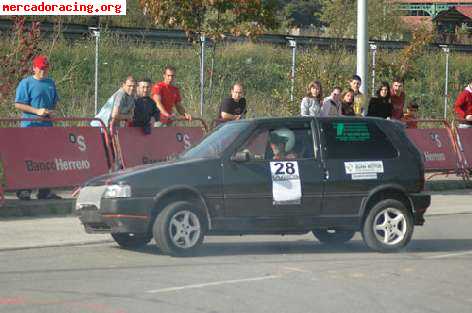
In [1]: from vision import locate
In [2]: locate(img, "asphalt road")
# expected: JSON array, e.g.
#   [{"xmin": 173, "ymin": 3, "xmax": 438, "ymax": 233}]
[{"xmin": 1, "ymin": 212, "xmax": 472, "ymax": 313}]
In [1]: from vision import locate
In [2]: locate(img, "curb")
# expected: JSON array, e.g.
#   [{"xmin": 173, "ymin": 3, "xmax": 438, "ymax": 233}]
[{"xmin": 425, "ymin": 180, "xmax": 472, "ymax": 192}]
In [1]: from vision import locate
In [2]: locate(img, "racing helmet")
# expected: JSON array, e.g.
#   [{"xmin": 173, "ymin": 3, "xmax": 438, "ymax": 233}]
[{"xmin": 270, "ymin": 128, "xmax": 295, "ymax": 152}]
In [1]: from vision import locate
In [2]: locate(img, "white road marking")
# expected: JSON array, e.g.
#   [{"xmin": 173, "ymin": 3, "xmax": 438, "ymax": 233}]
[
  {"xmin": 147, "ymin": 275, "xmax": 280, "ymax": 294},
  {"xmin": 426, "ymin": 250, "xmax": 472, "ymax": 259},
  {"xmin": 280, "ymin": 266, "xmax": 310, "ymax": 273}
]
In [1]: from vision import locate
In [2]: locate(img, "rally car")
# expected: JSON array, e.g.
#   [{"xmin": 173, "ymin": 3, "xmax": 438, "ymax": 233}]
[{"xmin": 76, "ymin": 117, "xmax": 430, "ymax": 256}]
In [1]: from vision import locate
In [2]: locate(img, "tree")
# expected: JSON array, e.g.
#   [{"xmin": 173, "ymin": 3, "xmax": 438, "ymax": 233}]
[
  {"xmin": 139, "ymin": 0, "xmax": 280, "ymax": 40},
  {"xmin": 284, "ymin": 0, "xmax": 323, "ymax": 28},
  {"xmin": 377, "ymin": 25, "xmax": 436, "ymax": 80},
  {"xmin": 0, "ymin": 17, "xmax": 41, "ymax": 115},
  {"xmin": 319, "ymin": 0, "xmax": 405, "ymax": 40}
]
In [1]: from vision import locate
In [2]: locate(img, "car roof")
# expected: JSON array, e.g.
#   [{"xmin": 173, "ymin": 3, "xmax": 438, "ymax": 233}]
[{"xmin": 236, "ymin": 116, "xmax": 400, "ymax": 128}]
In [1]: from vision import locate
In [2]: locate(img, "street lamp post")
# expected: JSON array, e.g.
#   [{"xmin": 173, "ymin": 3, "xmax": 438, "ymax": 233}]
[
  {"xmin": 287, "ymin": 38, "xmax": 297, "ymax": 102},
  {"xmin": 357, "ymin": 0, "xmax": 368, "ymax": 96},
  {"xmin": 90, "ymin": 27, "xmax": 100, "ymax": 115},
  {"xmin": 440, "ymin": 45, "xmax": 450, "ymax": 119},
  {"xmin": 370, "ymin": 43, "xmax": 377, "ymax": 97},
  {"xmin": 200, "ymin": 34, "xmax": 206, "ymax": 117}
]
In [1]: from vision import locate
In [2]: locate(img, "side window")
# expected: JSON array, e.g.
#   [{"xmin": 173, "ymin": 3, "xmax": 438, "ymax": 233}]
[
  {"xmin": 238, "ymin": 126, "xmax": 314, "ymax": 161},
  {"xmin": 321, "ymin": 120, "xmax": 398, "ymax": 160},
  {"xmin": 238, "ymin": 130, "xmax": 269, "ymax": 161}
]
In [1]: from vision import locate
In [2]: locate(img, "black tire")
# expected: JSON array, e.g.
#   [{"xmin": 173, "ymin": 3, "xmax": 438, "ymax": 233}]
[
  {"xmin": 153, "ymin": 201, "xmax": 206, "ymax": 257},
  {"xmin": 362, "ymin": 199, "xmax": 414, "ymax": 252},
  {"xmin": 111, "ymin": 233, "xmax": 151, "ymax": 249},
  {"xmin": 312, "ymin": 229, "xmax": 355, "ymax": 244}
]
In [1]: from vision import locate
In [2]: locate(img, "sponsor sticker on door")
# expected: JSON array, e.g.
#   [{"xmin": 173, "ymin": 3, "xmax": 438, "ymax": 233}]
[{"xmin": 344, "ymin": 161, "xmax": 383, "ymax": 180}]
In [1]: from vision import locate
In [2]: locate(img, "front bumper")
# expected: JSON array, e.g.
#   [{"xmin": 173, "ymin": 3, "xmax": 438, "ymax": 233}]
[
  {"xmin": 410, "ymin": 193, "xmax": 431, "ymax": 226},
  {"xmin": 75, "ymin": 186, "xmax": 154, "ymax": 234}
]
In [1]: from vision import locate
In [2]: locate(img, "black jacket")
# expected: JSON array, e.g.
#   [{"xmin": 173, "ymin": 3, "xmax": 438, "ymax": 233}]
[{"xmin": 367, "ymin": 97, "xmax": 392, "ymax": 119}]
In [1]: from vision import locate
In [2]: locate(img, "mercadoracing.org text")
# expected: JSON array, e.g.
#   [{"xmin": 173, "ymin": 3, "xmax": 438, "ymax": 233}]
[{"xmin": 1, "ymin": 0, "xmax": 126, "ymax": 15}]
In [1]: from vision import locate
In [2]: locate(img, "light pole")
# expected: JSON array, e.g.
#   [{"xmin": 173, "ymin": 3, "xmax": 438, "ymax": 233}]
[
  {"xmin": 440, "ymin": 45, "xmax": 450, "ymax": 119},
  {"xmin": 357, "ymin": 0, "xmax": 368, "ymax": 95},
  {"xmin": 90, "ymin": 27, "xmax": 100, "ymax": 115},
  {"xmin": 370, "ymin": 43, "xmax": 377, "ymax": 97},
  {"xmin": 200, "ymin": 34, "xmax": 206, "ymax": 117},
  {"xmin": 287, "ymin": 38, "xmax": 297, "ymax": 102}
]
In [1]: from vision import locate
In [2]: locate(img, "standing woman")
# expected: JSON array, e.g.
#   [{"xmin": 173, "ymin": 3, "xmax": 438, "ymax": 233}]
[
  {"xmin": 367, "ymin": 82, "xmax": 392, "ymax": 118},
  {"xmin": 301, "ymin": 81, "xmax": 323, "ymax": 117},
  {"xmin": 341, "ymin": 89, "xmax": 356, "ymax": 116}
]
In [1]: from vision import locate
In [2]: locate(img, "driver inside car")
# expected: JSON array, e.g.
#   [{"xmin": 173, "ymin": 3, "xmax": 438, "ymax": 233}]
[{"xmin": 269, "ymin": 128, "xmax": 297, "ymax": 160}]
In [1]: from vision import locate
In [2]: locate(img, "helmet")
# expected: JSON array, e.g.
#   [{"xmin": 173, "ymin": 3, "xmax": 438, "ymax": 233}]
[{"xmin": 270, "ymin": 128, "xmax": 295, "ymax": 152}]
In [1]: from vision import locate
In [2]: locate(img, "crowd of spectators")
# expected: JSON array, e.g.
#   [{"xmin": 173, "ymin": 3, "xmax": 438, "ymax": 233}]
[
  {"xmin": 10, "ymin": 54, "xmax": 472, "ymax": 200},
  {"xmin": 298, "ymin": 75, "xmax": 425, "ymax": 129}
]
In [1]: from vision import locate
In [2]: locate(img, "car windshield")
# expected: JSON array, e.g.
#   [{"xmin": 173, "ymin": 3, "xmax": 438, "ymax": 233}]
[{"xmin": 180, "ymin": 122, "xmax": 249, "ymax": 159}]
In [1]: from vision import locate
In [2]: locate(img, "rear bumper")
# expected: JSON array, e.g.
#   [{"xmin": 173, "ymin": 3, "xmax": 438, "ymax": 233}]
[{"xmin": 410, "ymin": 193, "xmax": 431, "ymax": 225}]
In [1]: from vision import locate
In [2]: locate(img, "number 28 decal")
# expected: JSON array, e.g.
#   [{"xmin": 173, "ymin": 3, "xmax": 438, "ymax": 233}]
[
  {"xmin": 273, "ymin": 162, "xmax": 296, "ymax": 175},
  {"xmin": 270, "ymin": 161, "xmax": 300, "ymax": 180}
]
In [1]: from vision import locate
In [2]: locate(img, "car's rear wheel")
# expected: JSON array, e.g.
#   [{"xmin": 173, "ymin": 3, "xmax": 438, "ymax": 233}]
[
  {"xmin": 312, "ymin": 229, "xmax": 355, "ymax": 244},
  {"xmin": 111, "ymin": 233, "xmax": 151, "ymax": 248},
  {"xmin": 153, "ymin": 201, "xmax": 205, "ymax": 257},
  {"xmin": 362, "ymin": 199, "xmax": 414, "ymax": 252}
]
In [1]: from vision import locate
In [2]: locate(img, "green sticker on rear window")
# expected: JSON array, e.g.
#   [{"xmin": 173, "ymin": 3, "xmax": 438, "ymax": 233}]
[{"xmin": 333, "ymin": 122, "xmax": 370, "ymax": 142}]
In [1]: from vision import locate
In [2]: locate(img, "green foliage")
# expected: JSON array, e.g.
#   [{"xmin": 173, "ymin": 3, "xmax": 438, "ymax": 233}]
[
  {"xmin": 139, "ymin": 0, "xmax": 280, "ymax": 40},
  {"xmin": 1, "ymin": 33, "xmax": 471, "ymax": 123},
  {"xmin": 0, "ymin": 17, "xmax": 41, "ymax": 116},
  {"xmin": 284, "ymin": 0, "xmax": 323, "ymax": 28},
  {"xmin": 376, "ymin": 26, "xmax": 435, "ymax": 80},
  {"xmin": 319, "ymin": 0, "xmax": 405, "ymax": 40}
]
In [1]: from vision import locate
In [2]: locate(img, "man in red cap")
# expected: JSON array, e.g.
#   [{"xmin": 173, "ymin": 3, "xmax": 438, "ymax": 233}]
[{"xmin": 14, "ymin": 54, "xmax": 61, "ymax": 200}]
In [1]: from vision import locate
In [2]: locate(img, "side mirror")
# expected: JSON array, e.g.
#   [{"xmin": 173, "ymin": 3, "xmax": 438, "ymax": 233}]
[{"xmin": 231, "ymin": 151, "xmax": 250, "ymax": 162}]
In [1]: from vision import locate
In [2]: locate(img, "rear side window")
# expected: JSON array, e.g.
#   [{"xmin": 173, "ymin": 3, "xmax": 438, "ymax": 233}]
[{"xmin": 321, "ymin": 120, "xmax": 398, "ymax": 160}]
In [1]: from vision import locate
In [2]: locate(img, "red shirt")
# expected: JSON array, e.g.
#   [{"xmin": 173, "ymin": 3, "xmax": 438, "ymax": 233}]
[
  {"xmin": 390, "ymin": 90, "xmax": 405, "ymax": 120},
  {"xmin": 402, "ymin": 113, "xmax": 418, "ymax": 129},
  {"xmin": 151, "ymin": 82, "xmax": 182, "ymax": 123},
  {"xmin": 454, "ymin": 87, "xmax": 472, "ymax": 124}
]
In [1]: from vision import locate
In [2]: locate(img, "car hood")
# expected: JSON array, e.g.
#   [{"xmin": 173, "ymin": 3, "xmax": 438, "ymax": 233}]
[{"xmin": 84, "ymin": 157, "xmax": 215, "ymax": 187}]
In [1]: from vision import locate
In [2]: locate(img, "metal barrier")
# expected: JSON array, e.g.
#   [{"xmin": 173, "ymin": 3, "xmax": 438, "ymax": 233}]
[
  {"xmin": 110, "ymin": 117, "xmax": 207, "ymax": 169},
  {"xmin": 404, "ymin": 119, "xmax": 468, "ymax": 180},
  {"xmin": 0, "ymin": 117, "xmax": 112, "ymax": 204},
  {"xmin": 453, "ymin": 120, "xmax": 472, "ymax": 177}
]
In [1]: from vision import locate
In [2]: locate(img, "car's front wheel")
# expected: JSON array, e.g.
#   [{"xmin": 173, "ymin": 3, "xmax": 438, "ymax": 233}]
[
  {"xmin": 111, "ymin": 233, "xmax": 151, "ymax": 248},
  {"xmin": 153, "ymin": 201, "xmax": 205, "ymax": 257},
  {"xmin": 362, "ymin": 199, "xmax": 414, "ymax": 252},
  {"xmin": 312, "ymin": 229, "xmax": 355, "ymax": 244}
]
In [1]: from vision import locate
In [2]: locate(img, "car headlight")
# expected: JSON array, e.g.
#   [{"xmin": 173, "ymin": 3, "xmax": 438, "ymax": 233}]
[{"xmin": 103, "ymin": 184, "xmax": 132, "ymax": 198}]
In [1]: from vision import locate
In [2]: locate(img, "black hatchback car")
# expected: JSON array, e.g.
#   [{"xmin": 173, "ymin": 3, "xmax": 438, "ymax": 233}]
[{"xmin": 76, "ymin": 117, "xmax": 431, "ymax": 256}]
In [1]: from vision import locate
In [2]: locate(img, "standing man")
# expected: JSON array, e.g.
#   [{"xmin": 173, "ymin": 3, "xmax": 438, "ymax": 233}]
[
  {"xmin": 390, "ymin": 77, "xmax": 405, "ymax": 120},
  {"xmin": 132, "ymin": 78, "xmax": 160, "ymax": 134},
  {"xmin": 14, "ymin": 55, "xmax": 60, "ymax": 200},
  {"xmin": 321, "ymin": 86, "xmax": 342, "ymax": 117},
  {"xmin": 151, "ymin": 66, "xmax": 191, "ymax": 127},
  {"xmin": 349, "ymin": 75, "xmax": 366, "ymax": 116},
  {"xmin": 218, "ymin": 82, "xmax": 247, "ymax": 122},
  {"xmin": 454, "ymin": 79, "xmax": 472, "ymax": 128},
  {"xmin": 93, "ymin": 76, "xmax": 136, "ymax": 131}
]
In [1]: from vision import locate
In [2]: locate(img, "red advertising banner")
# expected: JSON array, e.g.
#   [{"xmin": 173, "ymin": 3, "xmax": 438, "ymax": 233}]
[
  {"xmin": 456, "ymin": 128, "xmax": 472, "ymax": 169},
  {"xmin": 114, "ymin": 126, "xmax": 204, "ymax": 168},
  {"xmin": 0, "ymin": 127, "xmax": 110, "ymax": 190},
  {"xmin": 405, "ymin": 128, "xmax": 459, "ymax": 171}
]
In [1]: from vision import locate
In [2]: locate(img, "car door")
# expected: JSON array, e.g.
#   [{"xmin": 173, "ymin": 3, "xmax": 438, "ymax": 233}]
[
  {"xmin": 221, "ymin": 120, "xmax": 324, "ymax": 218},
  {"xmin": 319, "ymin": 118, "xmax": 398, "ymax": 216}
]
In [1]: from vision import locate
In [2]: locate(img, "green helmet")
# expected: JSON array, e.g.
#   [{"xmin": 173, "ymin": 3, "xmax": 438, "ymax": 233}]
[{"xmin": 270, "ymin": 128, "xmax": 295, "ymax": 152}]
